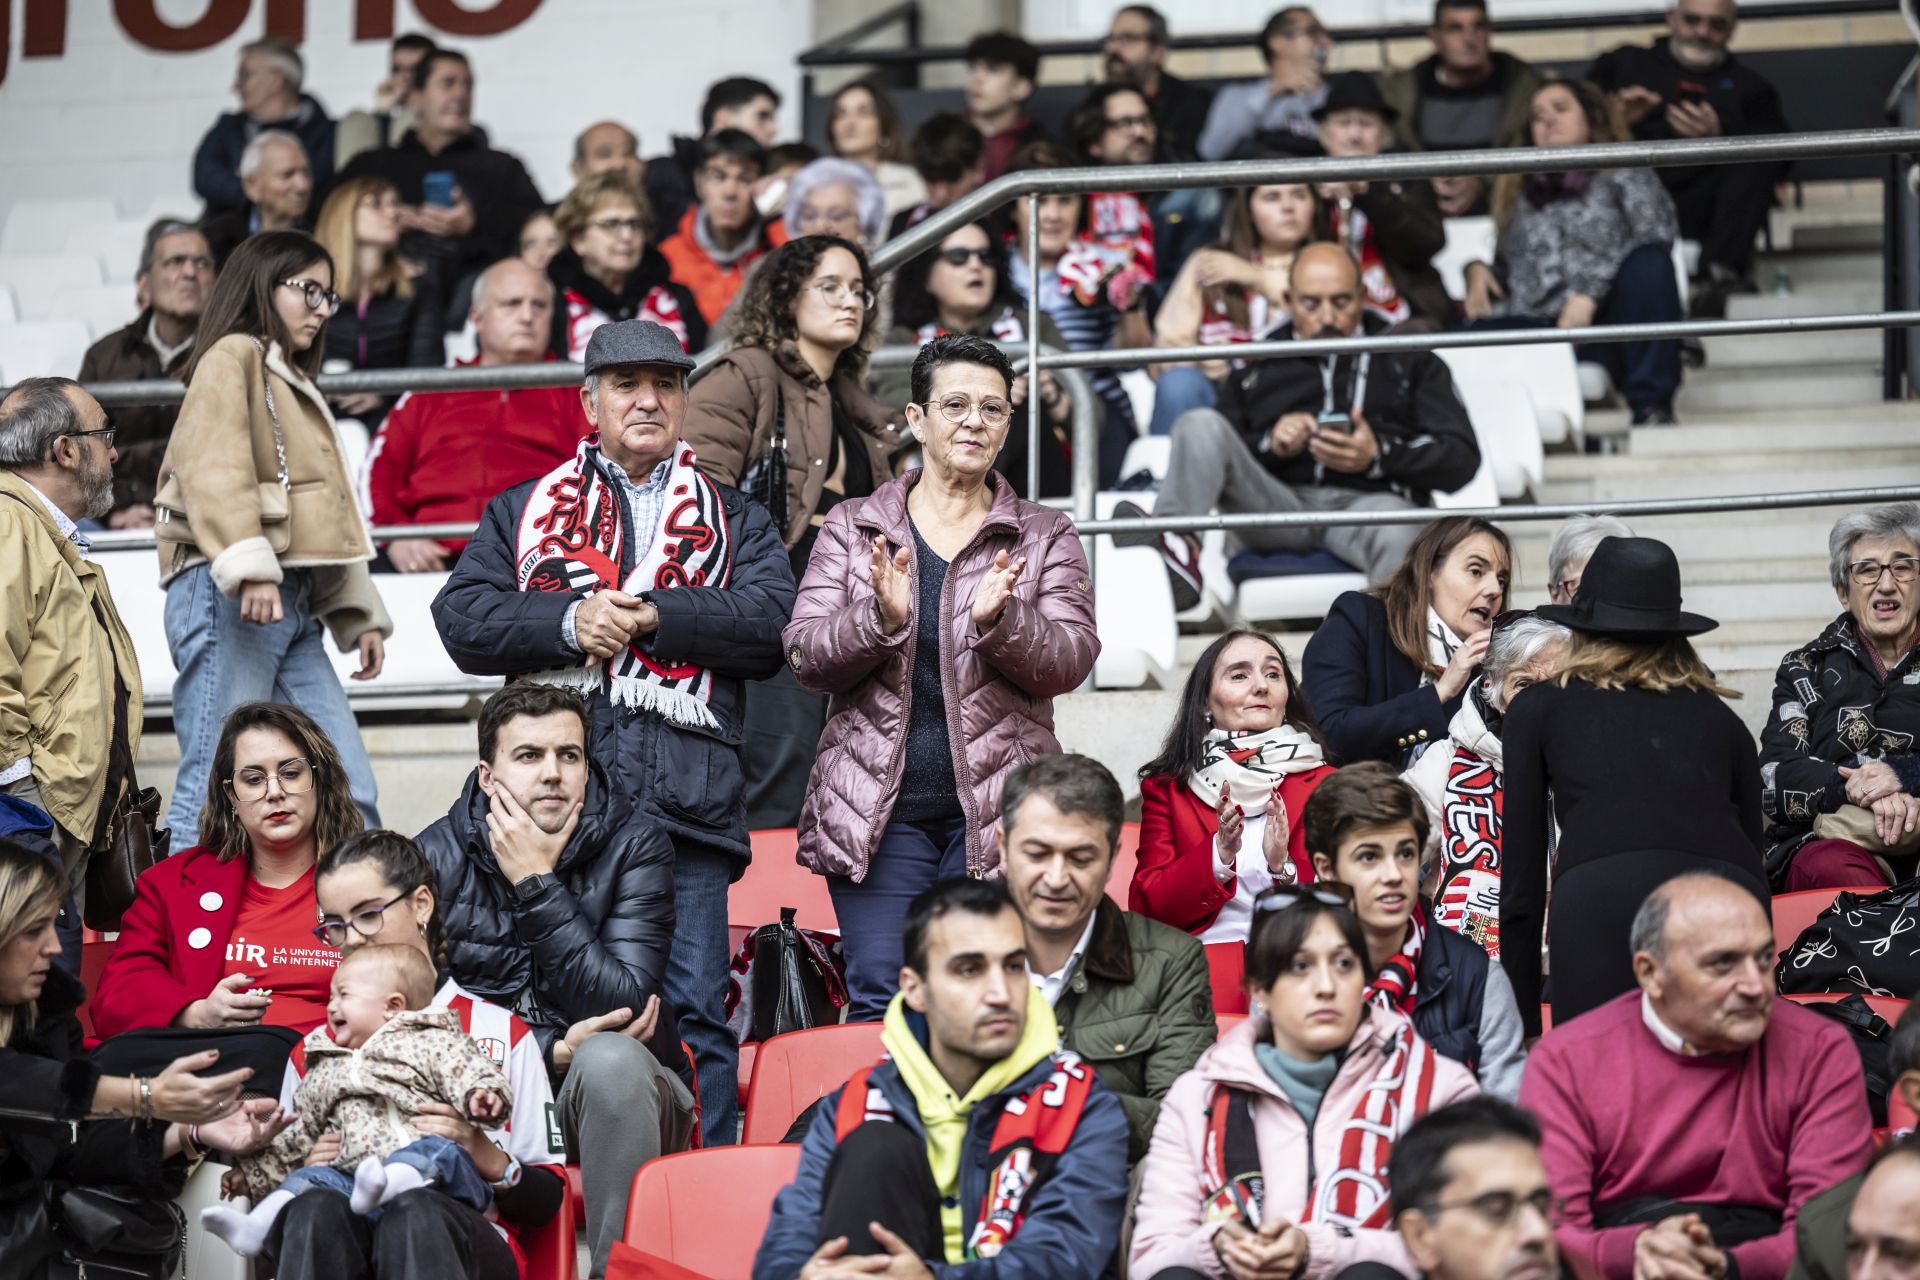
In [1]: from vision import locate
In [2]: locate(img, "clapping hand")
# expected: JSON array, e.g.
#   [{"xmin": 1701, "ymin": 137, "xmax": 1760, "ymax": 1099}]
[
  {"xmin": 1215, "ymin": 783, "xmax": 1245, "ymax": 869},
  {"xmin": 970, "ymin": 550, "xmax": 1026, "ymax": 628},
  {"xmin": 1262, "ymin": 787, "xmax": 1293, "ymax": 877},
  {"xmin": 870, "ymin": 536, "xmax": 912, "ymax": 635}
]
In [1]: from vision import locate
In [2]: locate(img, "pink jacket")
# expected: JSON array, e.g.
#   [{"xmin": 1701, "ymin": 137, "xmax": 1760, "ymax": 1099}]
[
  {"xmin": 783, "ymin": 470, "xmax": 1099, "ymax": 880},
  {"xmin": 1130, "ymin": 1006, "xmax": 1480, "ymax": 1280}
]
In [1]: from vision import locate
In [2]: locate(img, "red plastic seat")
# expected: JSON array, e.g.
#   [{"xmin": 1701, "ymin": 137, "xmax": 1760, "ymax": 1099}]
[
  {"xmin": 741, "ymin": 1022, "xmax": 886, "ymax": 1145},
  {"xmin": 617, "ymin": 1145, "xmax": 804, "ymax": 1277},
  {"xmin": 734, "ymin": 829, "xmax": 838, "ymax": 935},
  {"xmin": 76, "ymin": 935, "xmax": 115, "ymax": 1040},
  {"xmin": 1205, "ymin": 942, "xmax": 1249, "ymax": 1015},
  {"xmin": 1109, "ymin": 822, "xmax": 1139, "ymax": 904},
  {"xmin": 1772, "ymin": 889, "xmax": 1844, "ymax": 958},
  {"xmin": 521, "ymin": 1166, "xmax": 578, "ymax": 1280}
]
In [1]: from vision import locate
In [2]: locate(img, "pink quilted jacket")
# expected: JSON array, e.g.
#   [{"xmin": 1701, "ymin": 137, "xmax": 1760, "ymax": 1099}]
[{"xmin": 782, "ymin": 470, "xmax": 1099, "ymax": 880}]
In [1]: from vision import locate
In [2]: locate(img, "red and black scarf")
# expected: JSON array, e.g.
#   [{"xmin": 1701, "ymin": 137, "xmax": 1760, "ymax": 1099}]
[
  {"xmin": 835, "ymin": 1052, "xmax": 1098, "ymax": 1260},
  {"xmin": 1433, "ymin": 746, "xmax": 1505, "ymax": 957},
  {"xmin": 1365, "ymin": 907, "xmax": 1426, "ymax": 1017}
]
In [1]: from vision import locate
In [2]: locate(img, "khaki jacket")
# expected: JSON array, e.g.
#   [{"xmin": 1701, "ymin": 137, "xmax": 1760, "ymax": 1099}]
[
  {"xmin": 682, "ymin": 342, "xmax": 902, "ymax": 549},
  {"xmin": 0, "ymin": 470, "xmax": 142, "ymax": 846},
  {"xmin": 155, "ymin": 334, "xmax": 390, "ymax": 647}
]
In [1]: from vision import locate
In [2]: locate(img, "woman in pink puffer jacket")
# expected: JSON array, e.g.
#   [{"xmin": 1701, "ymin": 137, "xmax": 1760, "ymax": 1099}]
[
  {"xmin": 1130, "ymin": 887, "xmax": 1478, "ymax": 1280},
  {"xmin": 783, "ymin": 334, "xmax": 1099, "ymax": 1018}
]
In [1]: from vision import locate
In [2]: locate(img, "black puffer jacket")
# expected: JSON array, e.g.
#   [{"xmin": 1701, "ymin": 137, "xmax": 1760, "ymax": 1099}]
[
  {"xmin": 1, "ymin": 969, "xmax": 181, "ymax": 1277},
  {"xmin": 547, "ymin": 245, "xmax": 707, "ymax": 361},
  {"xmin": 415, "ymin": 765, "xmax": 688, "ymax": 1082},
  {"xmin": 1760, "ymin": 612, "xmax": 1920, "ymax": 880},
  {"xmin": 1214, "ymin": 312, "xmax": 1480, "ymax": 505}
]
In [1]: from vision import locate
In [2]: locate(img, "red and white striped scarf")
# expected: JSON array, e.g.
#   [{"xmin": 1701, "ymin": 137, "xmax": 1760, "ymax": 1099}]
[
  {"xmin": 1365, "ymin": 908, "xmax": 1425, "ymax": 1016},
  {"xmin": 913, "ymin": 306, "xmax": 1026, "ymax": 346},
  {"xmin": 563, "ymin": 286, "xmax": 692, "ymax": 362},
  {"xmin": 1434, "ymin": 747, "xmax": 1505, "ymax": 957},
  {"xmin": 513, "ymin": 438, "xmax": 731, "ymax": 729}
]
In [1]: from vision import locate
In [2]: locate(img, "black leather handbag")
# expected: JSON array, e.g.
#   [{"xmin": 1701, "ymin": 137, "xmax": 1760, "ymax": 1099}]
[
  {"xmin": 739, "ymin": 386, "xmax": 791, "ymax": 534},
  {"xmin": 725, "ymin": 907, "xmax": 847, "ymax": 1043},
  {"xmin": 48, "ymin": 1186, "xmax": 186, "ymax": 1280}
]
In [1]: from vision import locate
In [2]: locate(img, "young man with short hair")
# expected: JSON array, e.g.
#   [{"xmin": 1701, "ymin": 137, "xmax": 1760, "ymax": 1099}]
[
  {"xmin": 1389, "ymin": 1097, "xmax": 1564, "ymax": 1280},
  {"xmin": 1379, "ymin": 0, "xmax": 1542, "ymax": 153},
  {"xmin": 966, "ymin": 32, "xmax": 1048, "ymax": 182},
  {"xmin": 753, "ymin": 877, "xmax": 1130, "ymax": 1280},
  {"xmin": 646, "ymin": 75, "xmax": 782, "ymax": 237},
  {"xmin": 659, "ymin": 130, "xmax": 772, "ymax": 325},
  {"xmin": 888, "ymin": 112, "xmax": 985, "ymax": 239},
  {"xmin": 1103, "ymin": 4, "xmax": 1214, "ymax": 161}
]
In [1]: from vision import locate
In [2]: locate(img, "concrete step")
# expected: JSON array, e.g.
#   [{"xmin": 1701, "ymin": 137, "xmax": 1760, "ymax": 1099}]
[
  {"xmin": 1544, "ymin": 442, "xmax": 1920, "ymax": 481},
  {"xmin": 1677, "ymin": 362, "xmax": 1883, "ymax": 412},
  {"xmin": 1786, "ymin": 220, "xmax": 1886, "ymax": 254},
  {"xmin": 1752, "ymin": 250, "xmax": 1883, "ymax": 292},
  {"xmin": 1701, "ymin": 328, "xmax": 1880, "ymax": 368},
  {"xmin": 1541, "ymin": 461, "xmax": 1917, "ymax": 502},
  {"xmin": 1727, "ymin": 289, "xmax": 1881, "ymax": 320},
  {"xmin": 1622, "ymin": 415, "xmax": 1916, "ymax": 455}
]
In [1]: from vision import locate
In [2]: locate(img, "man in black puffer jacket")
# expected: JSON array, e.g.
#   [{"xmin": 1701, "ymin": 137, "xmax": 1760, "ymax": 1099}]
[
  {"xmin": 416, "ymin": 683, "xmax": 694, "ymax": 1278},
  {"xmin": 432, "ymin": 319, "xmax": 796, "ymax": 1154}
]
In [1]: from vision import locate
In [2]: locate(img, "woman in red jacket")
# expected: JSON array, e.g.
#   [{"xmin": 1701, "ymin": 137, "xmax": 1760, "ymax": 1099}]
[
  {"xmin": 1131, "ymin": 630, "xmax": 1336, "ymax": 941},
  {"xmin": 93, "ymin": 702, "xmax": 365, "ymax": 1041}
]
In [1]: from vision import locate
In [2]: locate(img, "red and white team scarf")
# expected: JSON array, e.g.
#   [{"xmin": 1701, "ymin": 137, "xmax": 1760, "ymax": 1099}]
[
  {"xmin": 914, "ymin": 307, "xmax": 1026, "ymax": 346},
  {"xmin": 1202, "ymin": 1019, "xmax": 1437, "ymax": 1232},
  {"xmin": 1187, "ymin": 724, "xmax": 1325, "ymax": 810},
  {"xmin": 1433, "ymin": 747, "xmax": 1504, "ymax": 957},
  {"xmin": 564, "ymin": 287, "xmax": 693, "ymax": 362},
  {"xmin": 835, "ymin": 1052, "xmax": 1098, "ymax": 1260},
  {"xmin": 1086, "ymin": 191, "xmax": 1157, "ymax": 282},
  {"xmin": 514, "ymin": 438, "xmax": 731, "ymax": 729},
  {"xmin": 1365, "ymin": 907, "xmax": 1426, "ymax": 1016},
  {"xmin": 1054, "ymin": 240, "xmax": 1114, "ymax": 309}
]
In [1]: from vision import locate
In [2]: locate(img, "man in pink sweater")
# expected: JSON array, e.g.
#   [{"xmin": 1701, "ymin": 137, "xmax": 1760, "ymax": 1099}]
[{"xmin": 1519, "ymin": 872, "xmax": 1873, "ymax": 1280}]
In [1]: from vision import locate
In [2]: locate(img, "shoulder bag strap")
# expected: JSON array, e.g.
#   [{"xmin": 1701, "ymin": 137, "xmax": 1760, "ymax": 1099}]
[{"xmin": 249, "ymin": 336, "xmax": 291, "ymax": 493}]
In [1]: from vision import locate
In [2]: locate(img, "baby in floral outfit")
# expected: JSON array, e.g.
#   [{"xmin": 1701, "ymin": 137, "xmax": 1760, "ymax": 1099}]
[{"xmin": 202, "ymin": 944, "xmax": 512, "ymax": 1257}]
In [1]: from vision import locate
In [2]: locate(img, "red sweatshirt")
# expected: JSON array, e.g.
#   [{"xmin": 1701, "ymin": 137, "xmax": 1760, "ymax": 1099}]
[
  {"xmin": 363, "ymin": 359, "xmax": 587, "ymax": 551},
  {"xmin": 1520, "ymin": 992, "xmax": 1873, "ymax": 1280}
]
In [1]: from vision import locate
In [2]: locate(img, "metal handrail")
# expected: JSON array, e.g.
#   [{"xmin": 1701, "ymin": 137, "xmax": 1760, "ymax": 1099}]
[{"xmin": 796, "ymin": 0, "xmax": 1898, "ymax": 68}]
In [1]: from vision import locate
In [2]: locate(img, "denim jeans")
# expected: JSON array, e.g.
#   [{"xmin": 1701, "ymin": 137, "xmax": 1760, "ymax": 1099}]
[
  {"xmin": 163, "ymin": 564, "xmax": 380, "ymax": 837},
  {"xmin": 1147, "ymin": 365, "xmax": 1221, "ymax": 437},
  {"xmin": 280, "ymin": 1135, "xmax": 491, "ymax": 1219},
  {"xmin": 829, "ymin": 817, "xmax": 969, "ymax": 1022},
  {"xmin": 661, "ymin": 840, "xmax": 738, "ymax": 1147}
]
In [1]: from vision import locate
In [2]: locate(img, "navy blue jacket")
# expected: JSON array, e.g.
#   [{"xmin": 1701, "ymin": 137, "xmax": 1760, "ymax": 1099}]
[
  {"xmin": 1301, "ymin": 591, "xmax": 1460, "ymax": 766},
  {"xmin": 753, "ymin": 1050, "xmax": 1130, "ymax": 1280},
  {"xmin": 192, "ymin": 93, "xmax": 336, "ymax": 213},
  {"xmin": 430, "ymin": 459, "xmax": 795, "ymax": 862},
  {"xmin": 1413, "ymin": 912, "xmax": 1526, "ymax": 1100}
]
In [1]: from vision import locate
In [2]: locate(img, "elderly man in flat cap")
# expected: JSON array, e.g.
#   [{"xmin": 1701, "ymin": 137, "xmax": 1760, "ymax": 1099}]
[{"xmin": 433, "ymin": 319, "xmax": 795, "ymax": 1150}]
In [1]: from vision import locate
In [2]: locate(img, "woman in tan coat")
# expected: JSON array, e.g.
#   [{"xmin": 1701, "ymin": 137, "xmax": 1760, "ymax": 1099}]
[
  {"xmin": 683, "ymin": 234, "xmax": 902, "ymax": 829},
  {"xmin": 154, "ymin": 231, "xmax": 390, "ymax": 837}
]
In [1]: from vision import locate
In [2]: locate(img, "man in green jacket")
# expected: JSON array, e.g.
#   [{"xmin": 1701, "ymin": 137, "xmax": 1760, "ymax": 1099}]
[
  {"xmin": 999, "ymin": 753, "xmax": 1215, "ymax": 1160},
  {"xmin": 1792, "ymin": 1000, "xmax": 1920, "ymax": 1280}
]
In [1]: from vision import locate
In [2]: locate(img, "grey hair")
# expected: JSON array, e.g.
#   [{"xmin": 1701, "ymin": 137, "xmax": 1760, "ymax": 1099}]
[
  {"xmin": 139, "ymin": 218, "xmax": 202, "ymax": 278},
  {"xmin": 240, "ymin": 129, "xmax": 306, "ymax": 182},
  {"xmin": 1483, "ymin": 616, "xmax": 1571, "ymax": 688},
  {"xmin": 584, "ymin": 373, "xmax": 599, "ymax": 409},
  {"xmin": 241, "ymin": 37, "xmax": 304, "ymax": 93},
  {"xmin": 0, "ymin": 377, "xmax": 84, "ymax": 467},
  {"xmin": 1547, "ymin": 515, "xmax": 1635, "ymax": 587},
  {"xmin": 785, "ymin": 158, "xmax": 887, "ymax": 248},
  {"xmin": 1628, "ymin": 869, "xmax": 1758, "ymax": 962},
  {"xmin": 469, "ymin": 257, "xmax": 556, "ymax": 314},
  {"xmin": 1828, "ymin": 503, "xmax": 1920, "ymax": 591}
]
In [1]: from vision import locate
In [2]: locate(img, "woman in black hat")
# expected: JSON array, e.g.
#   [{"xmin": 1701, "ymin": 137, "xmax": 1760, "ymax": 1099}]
[{"xmin": 1500, "ymin": 535, "xmax": 1765, "ymax": 1034}]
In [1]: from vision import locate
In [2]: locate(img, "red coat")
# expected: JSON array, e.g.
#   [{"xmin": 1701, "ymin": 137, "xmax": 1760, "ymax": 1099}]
[
  {"xmin": 1129, "ymin": 767, "xmax": 1335, "ymax": 935},
  {"xmin": 91, "ymin": 847, "xmax": 261, "ymax": 1038},
  {"xmin": 363, "ymin": 359, "xmax": 587, "ymax": 552}
]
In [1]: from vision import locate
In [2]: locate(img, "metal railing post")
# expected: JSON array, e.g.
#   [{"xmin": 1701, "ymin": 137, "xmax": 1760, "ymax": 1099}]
[{"xmin": 1026, "ymin": 193, "xmax": 1041, "ymax": 502}]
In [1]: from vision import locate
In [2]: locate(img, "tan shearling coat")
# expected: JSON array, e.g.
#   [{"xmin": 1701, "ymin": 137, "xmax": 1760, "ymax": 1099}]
[{"xmin": 154, "ymin": 334, "xmax": 390, "ymax": 647}]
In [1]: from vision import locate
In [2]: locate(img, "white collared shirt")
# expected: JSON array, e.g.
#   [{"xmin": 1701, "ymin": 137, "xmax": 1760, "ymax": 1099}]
[
  {"xmin": 1640, "ymin": 991, "xmax": 1699, "ymax": 1056},
  {"xmin": 145, "ymin": 315, "xmax": 193, "ymax": 369},
  {"xmin": 1031, "ymin": 915, "xmax": 1099, "ymax": 1008}
]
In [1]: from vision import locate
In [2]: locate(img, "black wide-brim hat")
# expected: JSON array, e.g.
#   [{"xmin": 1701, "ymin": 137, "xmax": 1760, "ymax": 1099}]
[
  {"xmin": 1311, "ymin": 71, "xmax": 1400, "ymax": 124},
  {"xmin": 1533, "ymin": 535, "xmax": 1719, "ymax": 637}
]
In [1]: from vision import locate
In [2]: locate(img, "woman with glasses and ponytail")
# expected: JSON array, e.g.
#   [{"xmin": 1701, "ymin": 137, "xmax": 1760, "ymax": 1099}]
[
  {"xmin": 154, "ymin": 230, "xmax": 389, "ymax": 840},
  {"xmin": 1130, "ymin": 880, "xmax": 1477, "ymax": 1280},
  {"xmin": 94, "ymin": 703, "xmax": 363, "ymax": 1054},
  {"xmin": 684, "ymin": 235, "xmax": 902, "ymax": 830},
  {"xmin": 784, "ymin": 332, "xmax": 1099, "ymax": 1020},
  {"xmin": 255, "ymin": 829, "xmax": 567, "ymax": 1280}
]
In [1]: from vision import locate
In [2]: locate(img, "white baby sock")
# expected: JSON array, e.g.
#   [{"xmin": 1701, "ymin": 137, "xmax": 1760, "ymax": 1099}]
[
  {"xmin": 200, "ymin": 1189, "xmax": 294, "ymax": 1257},
  {"xmin": 349, "ymin": 1156, "xmax": 388, "ymax": 1214}
]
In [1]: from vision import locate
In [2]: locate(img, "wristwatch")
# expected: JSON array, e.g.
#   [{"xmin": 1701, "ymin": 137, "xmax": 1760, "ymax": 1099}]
[
  {"xmin": 490, "ymin": 1155, "xmax": 523, "ymax": 1192},
  {"xmin": 512, "ymin": 873, "xmax": 556, "ymax": 902}
]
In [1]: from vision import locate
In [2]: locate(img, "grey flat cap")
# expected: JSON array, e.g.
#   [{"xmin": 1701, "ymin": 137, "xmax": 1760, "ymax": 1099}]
[{"xmin": 582, "ymin": 319, "xmax": 696, "ymax": 376}]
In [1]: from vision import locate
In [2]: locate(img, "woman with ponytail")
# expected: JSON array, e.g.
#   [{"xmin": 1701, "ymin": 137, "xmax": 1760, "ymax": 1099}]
[{"xmin": 264, "ymin": 830, "xmax": 566, "ymax": 1280}]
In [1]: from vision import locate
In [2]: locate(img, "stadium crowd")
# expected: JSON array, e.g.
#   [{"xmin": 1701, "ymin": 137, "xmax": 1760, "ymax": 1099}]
[{"xmin": 2, "ymin": 2, "xmax": 1915, "ymax": 1280}]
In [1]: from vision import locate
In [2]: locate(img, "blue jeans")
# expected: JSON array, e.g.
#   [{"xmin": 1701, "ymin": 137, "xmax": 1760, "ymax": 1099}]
[
  {"xmin": 661, "ymin": 841, "xmax": 738, "ymax": 1147},
  {"xmin": 280, "ymin": 1136, "xmax": 491, "ymax": 1219},
  {"xmin": 1148, "ymin": 365, "xmax": 1221, "ymax": 437},
  {"xmin": 163, "ymin": 565, "xmax": 380, "ymax": 838},
  {"xmin": 1469, "ymin": 242, "xmax": 1682, "ymax": 416},
  {"xmin": 829, "ymin": 817, "xmax": 969, "ymax": 1022}
]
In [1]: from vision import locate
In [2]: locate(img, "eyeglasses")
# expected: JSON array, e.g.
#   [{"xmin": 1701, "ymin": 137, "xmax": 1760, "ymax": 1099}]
[
  {"xmin": 311, "ymin": 889, "xmax": 415, "ymax": 948},
  {"xmin": 937, "ymin": 246, "xmax": 992, "ymax": 267},
  {"xmin": 1105, "ymin": 113, "xmax": 1155, "ymax": 132},
  {"xmin": 1278, "ymin": 21, "xmax": 1328, "ymax": 40},
  {"xmin": 1414, "ymin": 1190, "xmax": 1565, "ymax": 1229},
  {"xmin": 227, "ymin": 758, "xmax": 316, "ymax": 804},
  {"xmin": 589, "ymin": 217, "xmax": 646, "ymax": 237},
  {"xmin": 64, "ymin": 423, "xmax": 117, "ymax": 449},
  {"xmin": 1850, "ymin": 556, "xmax": 1919, "ymax": 587},
  {"xmin": 1105, "ymin": 31, "xmax": 1154, "ymax": 47},
  {"xmin": 1252, "ymin": 882, "xmax": 1354, "ymax": 916},
  {"xmin": 804, "ymin": 280, "xmax": 876, "ymax": 310},
  {"xmin": 799, "ymin": 207, "xmax": 861, "ymax": 232},
  {"xmin": 279, "ymin": 278, "xmax": 341, "ymax": 315},
  {"xmin": 924, "ymin": 395, "xmax": 1013, "ymax": 428}
]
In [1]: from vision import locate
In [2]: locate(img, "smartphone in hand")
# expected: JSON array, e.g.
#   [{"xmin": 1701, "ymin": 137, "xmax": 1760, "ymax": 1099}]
[
  {"xmin": 1315, "ymin": 412, "xmax": 1355, "ymax": 437},
  {"xmin": 423, "ymin": 171, "xmax": 457, "ymax": 207}
]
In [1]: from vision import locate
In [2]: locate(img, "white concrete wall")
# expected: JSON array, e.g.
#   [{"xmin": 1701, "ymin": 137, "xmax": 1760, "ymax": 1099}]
[{"xmin": 0, "ymin": 0, "xmax": 813, "ymax": 224}]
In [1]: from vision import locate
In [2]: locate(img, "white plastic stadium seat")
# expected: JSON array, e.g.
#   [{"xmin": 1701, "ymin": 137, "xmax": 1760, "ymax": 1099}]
[
  {"xmin": 1439, "ymin": 376, "xmax": 1527, "ymax": 507},
  {"xmin": 0, "ymin": 321, "xmax": 92, "ymax": 383},
  {"xmin": 0, "ymin": 286, "xmax": 16, "ymax": 324},
  {"xmin": 0, "ymin": 254, "xmax": 105, "ymax": 322},
  {"xmin": 48, "ymin": 282, "xmax": 139, "ymax": 342},
  {"xmin": 74, "ymin": 219, "xmax": 163, "ymax": 285},
  {"xmin": 1088, "ymin": 490, "xmax": 1178, "ymax": 689},
  {"xmin": 1439, "ymin": 342, "xmax": 1583, "ymax": 448},
  {"xmin": 127, "ymin": 193, "xmax": 200, "ymax": 227},
  {"xmin": 1434, "ymin": 216, "xmax": 1497, "ymax": 302},
  {"xmin": 1, "ymin": 199, "xmax": 118, "ymax": 257}
]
